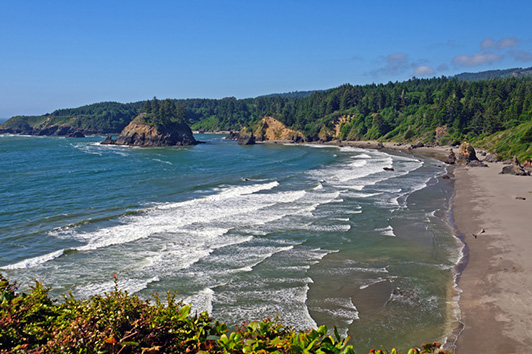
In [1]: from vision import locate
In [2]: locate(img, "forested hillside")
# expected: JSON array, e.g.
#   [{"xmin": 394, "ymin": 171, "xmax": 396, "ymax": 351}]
[
  {"xmin": 2, "ymin": 72, "xmax": 532, "ymax": 161},
  {"xmin": 1, "ymin": 101, "xmax": 144, "ymax": 133},
  {"xmin": 454, "ymin": 66, "xmax": 532, "ymax": 81}
]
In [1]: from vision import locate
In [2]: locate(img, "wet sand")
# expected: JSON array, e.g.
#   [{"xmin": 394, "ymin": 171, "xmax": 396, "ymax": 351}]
[{"xmin": 453, "ymin": 163, "xmax": 532, "ymax": 353}]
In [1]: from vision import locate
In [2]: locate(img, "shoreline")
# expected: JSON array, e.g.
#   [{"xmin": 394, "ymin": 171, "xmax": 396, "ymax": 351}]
[{"xmin": 452, "ymin": 163, "xmax": 532, "ymax": 353}]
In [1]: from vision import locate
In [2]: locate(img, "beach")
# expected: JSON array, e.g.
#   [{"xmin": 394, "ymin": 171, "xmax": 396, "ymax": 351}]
[{"xmin": 452, "ymin": 163, "xmax": 532, "ymax": 353}]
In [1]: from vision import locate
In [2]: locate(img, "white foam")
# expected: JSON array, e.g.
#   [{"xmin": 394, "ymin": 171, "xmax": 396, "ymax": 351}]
[
  {"xmin": 376, "ymin": 225, "xmax": 395, "ymax": 237},
  {"xmin": 184, "ymin": 288, "xmax": 215, "ymax": 315},
  {"xmin": 75, "ymin": 275, "xmax": 159, "ymax": 298},
  {"xmin": 351, "ymin": 153, "xmax": 371, "ymax": 159},
  {"xmin": 308, "ymin": 224, "xmax": 351, "ymax": 232},
  {"xmin": 359, "ymin": 278, "xmax": 387, "ymax": 290},
  {"xmin": 0, "ymin": 249, "xmax": 64, "ymax": 270},
  {"xmin": 152, "ymin": 158, "xmax": 172, "ymax": 165}
]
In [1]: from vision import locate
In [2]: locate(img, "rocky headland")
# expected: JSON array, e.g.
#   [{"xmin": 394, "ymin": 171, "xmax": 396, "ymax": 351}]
[{"xmin": 0, "ymin": 117, "xmax": 87, "ymax": 137}]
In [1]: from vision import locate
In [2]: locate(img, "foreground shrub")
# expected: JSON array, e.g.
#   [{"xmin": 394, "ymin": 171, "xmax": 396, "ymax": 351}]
[{"xmin": 0, "ymin": 274, "xmax": 450, "ymax": 353}]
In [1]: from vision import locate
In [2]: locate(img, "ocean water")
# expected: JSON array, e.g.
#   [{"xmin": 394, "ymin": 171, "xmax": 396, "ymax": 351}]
[{"xmin": 0, "ymin": 133, "xmax": 461, "ymax": 352}]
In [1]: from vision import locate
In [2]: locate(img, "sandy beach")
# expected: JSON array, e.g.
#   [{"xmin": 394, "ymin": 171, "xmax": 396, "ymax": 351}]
[{"xmin": 452, "ymin": 163, "xmax": 532, "ymax": 353}]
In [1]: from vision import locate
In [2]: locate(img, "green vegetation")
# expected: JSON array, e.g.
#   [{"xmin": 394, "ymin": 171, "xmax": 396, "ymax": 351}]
[
  {"xmin": 2, "ymin": 69, "xmax": 531, "ymax": 161},
  {"xmin": 141, "ymin": 97, "xmax": 188, "ymax": 132},
  {"xmin": 0, "ymin": 274, "xmax": 451, "ymax": 353},
  {"xmin": 2, "ymin": 102, "xmax": 143, "ymax": 133},
  {"xmin": 454, "ymin": 66, "xmax": 532, "ymax": 81}
]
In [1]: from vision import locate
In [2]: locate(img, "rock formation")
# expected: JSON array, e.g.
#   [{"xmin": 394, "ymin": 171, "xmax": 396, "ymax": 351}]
[
  {"xmin": 446, "ymin": 149, "xmax": 457, "ymax": 164},
  {"xmin": 236, "ymin": 128, "xmax": 255, "ymax": 145},
  {"xmin": 458, "ymin": 142, "xmax": 478, "ymax": 162},
  {"xmin": 500, "ymin": 156, "xmax": 530, "ymax": 176},
  {"xmin": 101, "ymin": 114, "xmax": 196, "ymax": 147},
  {"xmin": 225, "ymin": 131, "xmax": 240, "ymax": 140},
  {"xmin": 483, "ymin": 153, "xmax": 498, "ymax": 163},
  {"xmin": 253, "ymin": 116, "xmax": 304, "ymax": 142},
  {"xmin": 410, "ymin": 141, "xmax": 424, "ymax": 149}
]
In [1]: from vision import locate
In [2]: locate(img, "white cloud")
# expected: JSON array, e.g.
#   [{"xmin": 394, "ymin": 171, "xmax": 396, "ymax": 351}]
[
  {"xmin": 510, "ymin": 50, "xmax": 532, "ymax": 62},
  {"xmin": 452, "ymin": 53, "xmax": 504, "ymax": 67},
  {"xmin": 414, "ymin": 65, "xmax": 435, "ymax": 77},
  {"xmin": 481, "ymin": 37, "xmax": 519, "ymax": 50}
]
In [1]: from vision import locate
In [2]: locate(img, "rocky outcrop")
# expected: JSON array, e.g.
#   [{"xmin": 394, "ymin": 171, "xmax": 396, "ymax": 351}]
[
  {"xmin": 0, "ymin": 127, "xmax": 14, "ymax": 134},
  {"xmin": 0, "ymin": 123, "xmax": 88, "ymax": 137},
  {"xmin": 456, "ymin": 142, "xmax": 487, "ymax": 166},
  {"xmin": 458, "ymin": 142, "xmax": 478, "ymax": 162},
  {"xmin": 447, "ymin": 149, "xmax": 457, "ymax": 164},
  {"xmin": 236, "ymin": 128, "xmax": 255, "ymax": 145},
  {"xmin": 254, "ymin": 117, "xmax": 304, "ymax": 142},
  {"xmin": 483, "ymin": 153, "xmax": 498, "ymax": 163},
  {"xmin": 410, "ymin": 141, "xmax": 424, "ymax": 149},
  {"xmin": 334, "ymin": 116, "xmax": 351, "ymax": 138},
  {"xmin": 225, "ymin": 131, "xmax": 240, "ymax": 140},
  {"xmin": 500, "ymin": 156, "xmax": 530, "ymax": 176},
  {"xmin": 66, "ymin": 131, "xmax": 85, "ymax": 138},
  {"xmin": 101, "ymin": 115, "xmax": 196, "ymax": 147},
  {"xmin": 435, "ymin": 126, "xmax": 448, "ymax": 140}
]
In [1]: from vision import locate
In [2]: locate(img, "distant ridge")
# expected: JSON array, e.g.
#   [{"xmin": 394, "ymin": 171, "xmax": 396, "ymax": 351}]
[
  {"xmin": 454, "ymin": 66, "xmax": 532, "ymax": 81},
  {"xmin": 258, "ymin": 90, "xmax": 318, "ymax": 99}
]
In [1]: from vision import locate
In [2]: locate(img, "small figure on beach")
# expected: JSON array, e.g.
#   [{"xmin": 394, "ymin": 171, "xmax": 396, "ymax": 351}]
[{"xmin": 472, "ymin": 228, "xmax": 485, "ymax": 239}]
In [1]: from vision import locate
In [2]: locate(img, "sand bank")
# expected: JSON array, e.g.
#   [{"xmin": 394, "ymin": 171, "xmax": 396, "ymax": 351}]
[{"xmin": 453, "ymin": 163, "xmax": 532, "ymax": 353}]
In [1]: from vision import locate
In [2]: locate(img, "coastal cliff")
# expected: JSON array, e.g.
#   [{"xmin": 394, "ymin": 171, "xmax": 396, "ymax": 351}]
[
  {"xmin": 253, "ymin": 116, "xmax": 304, "ymax": 142},
  {"xmin": 101, "ymin": 113, "xmax": 197, "ymax": 147}
]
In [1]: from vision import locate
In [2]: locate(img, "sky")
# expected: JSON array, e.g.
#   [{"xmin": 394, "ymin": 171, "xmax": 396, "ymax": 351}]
[{"xmin": 1, "ymin": 0, "xmax": 532, "ymax": 118}]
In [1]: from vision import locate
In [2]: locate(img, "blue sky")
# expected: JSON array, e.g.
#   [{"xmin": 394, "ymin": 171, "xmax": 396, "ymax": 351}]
[{"xmin": 1, "ymin": 0, "xmax": 532, "ymax": 118}]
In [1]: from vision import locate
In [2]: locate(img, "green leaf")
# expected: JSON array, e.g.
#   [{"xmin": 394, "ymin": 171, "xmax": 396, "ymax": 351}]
[{"xmin": 177, "ymin": 304, "xmax": 191, "ymax": 321}]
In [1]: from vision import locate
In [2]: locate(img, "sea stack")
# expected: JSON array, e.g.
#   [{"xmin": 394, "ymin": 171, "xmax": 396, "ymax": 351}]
[{"xmin": 101, "ymin": 98, "xmax": 197, "ymax": 147}]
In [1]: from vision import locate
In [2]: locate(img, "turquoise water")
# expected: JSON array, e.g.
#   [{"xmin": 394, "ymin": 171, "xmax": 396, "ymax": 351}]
[{"xmin": 0, "ymin": 133, "xmax": 460, "ymax": 352}]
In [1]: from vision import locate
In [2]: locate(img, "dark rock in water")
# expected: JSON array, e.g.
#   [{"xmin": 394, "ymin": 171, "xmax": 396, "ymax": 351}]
[
  {"xmin": 20, "ymin": 128, "xmax": 34, "ymax": 135},
  {"xmin": 442, "ymin": 175, "xmax": 451, "ymax": 180},
  {"xmin": 101, "ymin": 135, "xmax": 115, "ymax": 145},
  {"xmin": 225, "ymin": 131, "xmax": 239, "ymax": 140},
  {"xmin": 458, "ymin": 142, "xmax": 478, "ymax": 162},
  {"xmin": 66, "ymin": 131, "xmax": 85, "ymax": 138},
  {"xmin": 0, "ymin": 128, "xmax": 14, "ymax": 134},
  {"xmin": 237, "ymin": 131, "xmax": 255, "ymax": 145},
  {"xmin": 500, "ymin": 156, "xmax": 529, "ymax": 176},
  {"xmin": 292, "ymin": 135, "xmax": 304, "ymax": 143},
  {"xmin": 383, "ymin": 167, "xmax": 394, "ymax": 171},
  {"xmin": 54, "ymin": 126, "xmax": 75, "ymax": 136}
]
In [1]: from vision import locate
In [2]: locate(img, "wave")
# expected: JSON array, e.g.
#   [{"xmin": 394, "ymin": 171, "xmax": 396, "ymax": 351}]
[
  {"xmin": 75, "ymin": 276, "xmax": 160, "ymax": 298},
  {"xmin": 184, "ymin": 288, "xmax": 215, "ymax": 315},
  {"xmin": 0, "ymin": 249, "xmax": 65, "ymax": 270},
  {"xmin": 376, "ymin": 225, "xmax": 396, "ymax": 237}
]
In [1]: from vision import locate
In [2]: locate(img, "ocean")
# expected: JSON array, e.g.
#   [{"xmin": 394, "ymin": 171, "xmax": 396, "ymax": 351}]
[{"xmin": 0, "ymin": 133, "xmax": 461, "ymax": 352}]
